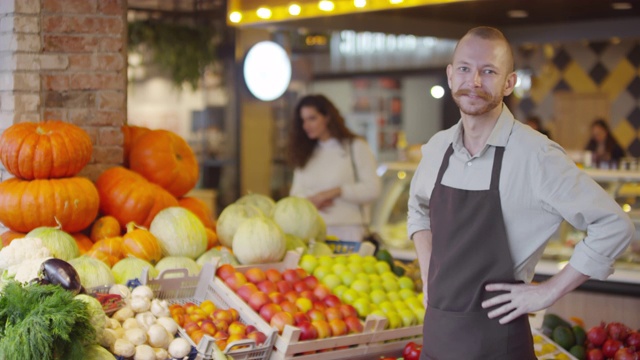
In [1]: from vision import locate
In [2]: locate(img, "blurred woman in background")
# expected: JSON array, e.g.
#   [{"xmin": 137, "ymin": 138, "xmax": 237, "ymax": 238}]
[
  {"xmin": 584, "ymin": 118, "xmax": 625, "ymax": 168},
  {"xmin": 288, "ymin": 94, "xmax": 381, "ymax": 242}
]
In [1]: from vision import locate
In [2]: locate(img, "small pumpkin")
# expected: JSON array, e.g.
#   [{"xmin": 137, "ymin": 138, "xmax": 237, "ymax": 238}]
[
  {"xmin": 96, "ymin": 167, "xmax": 179, "ymax": 229},
  {"xmin": 121, "ymin": 222, "xmax": 162, "ymax": 264},
  {"xmin": 90, "ymin": 215, "xmax": 121, "ymax": 242},
  {"xmin": 0, "ymin": 120, "xmax": 92, "ymax": 179},
  {"xmin": 72, "ymin": 232, "xmax": 94, "ymax": 254},
  {"xmin": 85, "ymin": 248, "xmax": 119, "ymax": 267},
  {"xmin": 90, "ymin": 236, "xmax": 123, "ymax": 258},
  {"xmin": 129, "ymin": 130, "xmax": 199, "ymax": 198},
  {"xmin": 122, "ymin": 125, "xmax": 150, "ymax": 167},
  {"xmin": 205, "ymin": 228, "xmax": 219, "ymax": 250},
  {"xmin": 0, "ymin": 177, "xmax": 99, "ymax": 233},
  {"xmin": 1, "ymin": 230, "xmax": 25, "ymax": 247},
  {"xmin": 178, "ymin": 196, "xmax": 215, "ymax": 229}
]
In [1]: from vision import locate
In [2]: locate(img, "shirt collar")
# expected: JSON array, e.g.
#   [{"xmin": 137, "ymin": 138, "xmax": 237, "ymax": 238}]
[{"xmin": 451, "ymin": 104, "xmax": 516, "ymax": 155}]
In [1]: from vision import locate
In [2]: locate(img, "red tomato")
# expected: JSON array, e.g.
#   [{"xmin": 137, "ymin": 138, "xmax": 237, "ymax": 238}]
[{"xmin": 403, "ymin": 341, "xmax": 423, "ymax": 360}]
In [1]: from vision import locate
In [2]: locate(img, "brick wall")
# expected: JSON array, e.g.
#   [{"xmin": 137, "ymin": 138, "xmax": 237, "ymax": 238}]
[{"xmin": 0, "ymin": 0, "xmax": 127, "ymax": 181}]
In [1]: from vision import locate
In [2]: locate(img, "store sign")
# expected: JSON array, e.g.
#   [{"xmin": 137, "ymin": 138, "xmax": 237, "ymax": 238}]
[
  {"xmin": 316, "ymin": 30, "xmax": 456, "ymax": 73},
  {"xmin": 337, "ymin": 30, "xmax": 441, "ymax": 56}
]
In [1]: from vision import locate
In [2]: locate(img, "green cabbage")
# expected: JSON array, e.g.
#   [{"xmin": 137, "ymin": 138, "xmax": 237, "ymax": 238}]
[
  {"xmin": 69, "ymin": 256, "xmax": 115, "ymax": 289},
  {"xmin": 155, "ymin": 256, "xmax": 201, "ymax": 278},
  {"xmin": 74, "ymin": 294, "xmax": 106, "ymax": 340},
  {"xmin": 111, "ymin": 257, "xmax": 158, "ymax": 284}
]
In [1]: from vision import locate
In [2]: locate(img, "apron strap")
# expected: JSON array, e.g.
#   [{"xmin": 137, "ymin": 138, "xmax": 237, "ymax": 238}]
[
  {"xmin": 435, "ymin": 144, "xmax": 455, "ymax": 185},
  {"xmin": 490, "ymin": 147, "xmax": 505, "ymax": 191}
]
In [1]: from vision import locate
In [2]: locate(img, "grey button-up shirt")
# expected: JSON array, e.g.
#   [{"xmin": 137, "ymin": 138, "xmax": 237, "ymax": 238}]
[{"xmin": 408, "ymin": 105, "xmax": 633, "ymax": 281}]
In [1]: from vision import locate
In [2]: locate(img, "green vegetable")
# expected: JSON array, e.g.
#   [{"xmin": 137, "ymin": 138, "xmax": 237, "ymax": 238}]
[
  {"xmin": 75, "ymin": 294, "xmax": 106, "ymax": 340},
  {"xmin": 0, "ymin": 281, "xmax": 96, "ymax": 360}
]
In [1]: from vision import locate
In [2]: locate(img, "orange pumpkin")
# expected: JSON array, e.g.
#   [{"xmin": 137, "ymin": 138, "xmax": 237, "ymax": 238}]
[
  {"xmin": 178, "ymin": 196, "xmax": 215, "ymax": 229},
  {"xmin": 205, "ymin": 228, "xmax": 219, "ymax": 250},
  {"xmin": 121, "ymin": 222, "xmax": 162, "ymax": 264},
  {"xmin": 0, "ymin": 177, "xmax": 99, "ymax": 233},
  {"xmin": 0, "ymin": 120, "xmax": 92, "ymax": 180},
  {"xmin": 91, "ymin": 236, "xmax": 123, "ymax": 258},
  {"xmin": 122, "ymin": 125, "xmax": 150, "ymax": 167},
  {"xmin": 129, "ymin": 130, "xmax": 199, "ymax": 198},
  {"xmin": 85, "ymin": 248, "xmax": 119, "ymax": 267},
  {"xmin": 90, "ymin": 215, "xmax": 122, "ymax": 242},
  {"xmin": 96, "ymin": 167, "xmax": 179, "ymax": 229},
  {"xmin": 1, "ymin": 230, "xmax": 25, "ymax": 247},
  {"xmin": 72, "ymin": 232, "xmax": 94, "ymax": 254}
]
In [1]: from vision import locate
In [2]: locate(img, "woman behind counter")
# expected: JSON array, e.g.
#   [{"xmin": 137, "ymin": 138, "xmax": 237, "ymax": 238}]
[
  {"xmin": 585, "ymin": 118, "xmax": 626, "ymax": 168},
  {"xmin": 288, "ymin": 94, "xmax": 381, "ymax": 242}
]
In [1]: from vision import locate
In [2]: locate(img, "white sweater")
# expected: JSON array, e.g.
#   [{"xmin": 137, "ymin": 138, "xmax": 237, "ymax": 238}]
[{"xmin": 290, "ymin": 137, "xmax": 381, "ymax": 236}]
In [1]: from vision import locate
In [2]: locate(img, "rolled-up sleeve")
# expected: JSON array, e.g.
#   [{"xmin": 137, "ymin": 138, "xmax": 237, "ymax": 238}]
[
  {"xmin": 341, "ymin": 139, "xmax": 381, "ymax": 204},
  {"xmin": 407, "ymin": 151, "xmax": 432, "ymax": 239},
  {"xmin": 535, "ymin": 144, "xmax": 634, "ymax": 280}
]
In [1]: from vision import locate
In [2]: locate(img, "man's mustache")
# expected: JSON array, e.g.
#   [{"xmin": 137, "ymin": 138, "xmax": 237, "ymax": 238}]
[{"xmin": 454, "ymin": 89, "xmax": 491, "ymax": 101}]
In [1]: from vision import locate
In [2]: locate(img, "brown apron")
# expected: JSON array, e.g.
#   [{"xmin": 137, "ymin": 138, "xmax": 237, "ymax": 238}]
[{"xmin": 420, "ymin": 144, "xmax": 535, "ymax": 360}]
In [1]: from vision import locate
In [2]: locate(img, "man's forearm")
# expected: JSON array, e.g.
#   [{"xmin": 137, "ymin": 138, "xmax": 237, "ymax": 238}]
[
  {"xmin": 539, "ymin": 263, "xmax": 590, "ymax": 304},
  {"xmin": 412, "ymin": 230, "xmax": 433, "ymax": 302}
]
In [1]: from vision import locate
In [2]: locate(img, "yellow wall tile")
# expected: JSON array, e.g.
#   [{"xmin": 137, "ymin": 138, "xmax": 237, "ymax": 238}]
[
  {"xmin": 530, "ymin": 63, "xmax": 561, "ymax": 104},
  {"xmin": 613, "ymin": 120, "xmax": 636, "ymax": 148},
  {"xmin": 601, "ymin": 59, "xmax": 636, "ymax": 100},
  {"xmin": 563, "ymin": 62, "xmax": 598, "ymax": 94}
]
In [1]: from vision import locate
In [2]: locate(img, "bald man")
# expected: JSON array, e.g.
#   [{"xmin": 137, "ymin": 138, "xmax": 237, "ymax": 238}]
[{"xmin": 407, "ymin": 27, "xmax": 633, "ymax": 359}]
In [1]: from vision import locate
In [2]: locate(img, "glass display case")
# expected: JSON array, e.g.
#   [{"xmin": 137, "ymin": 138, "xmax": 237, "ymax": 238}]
[{"xmin": 370, "ymin": 162, "xmax": 640, "ymax": 291}]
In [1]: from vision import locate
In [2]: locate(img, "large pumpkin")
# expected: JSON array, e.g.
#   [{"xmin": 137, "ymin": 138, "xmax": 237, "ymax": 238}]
[
  {"xmin": 122, "ymin": 125, "xmax": 150, "ymax": 167},
  {"xmin": 0, "ymin": 177, "xmax": 99, "ymax": 233},
  {"xmin": 0, "ymin": 120, "xmax": 92, "ymax": 179},
  {"xmin": 96, "ymin": 167, "xmax": 178, "ymax": 229},
  {"xmin": 129, "ymin": 130, "xmax": 199, "ymax": 198},
  {"xmin": 178, "ymin": 196, "xmax": 215, "ymax": 229}
]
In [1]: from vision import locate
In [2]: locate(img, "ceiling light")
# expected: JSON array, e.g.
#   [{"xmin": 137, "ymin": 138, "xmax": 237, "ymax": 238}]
[
  {"xmin": 289, "ymin": 4, "xmax": 301, "ymax": 15},
  {"xmin": 257, "ymin": 7, "xmax": 272, "ymax": 19},
  {"xmin": 390, "ymin": 0, "xmax": 404, "ymax": 4},
  {"xmin": 354, "ymin": 0, "xmax": 366, "ymax": 8},
  {"xmin": 318, "ymin": 0, "xmax": 335, "ymax": 11},
  {"xmin": 229, "ymin": 11, "xmax": 242, "ymax": 23},
  {"xmin": 612, "ymin": 2, "xmax": 632, "ymax": 10},
  {"xmin": 507, "ymin": 9, "xmax": 528, "ymax": 18}
]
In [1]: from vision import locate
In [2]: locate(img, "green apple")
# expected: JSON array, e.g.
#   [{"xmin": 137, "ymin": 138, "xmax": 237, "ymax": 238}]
[
  {"xmin": 378, "ymin": 301, "xmax": 396, "ymax": 315},
  {"xmin": 369, "ymin": 302, "xmax": 379, "ymax": 312},
  {"xmin": 350, "ymin": 279, "xmax": 371, "ymax": 293},
  {"xmin": 383, "ymin": 280, "xmax": 400, "ymax": 293},
  {"xmin": 397, "ymin": 276, "xmax": 415, "ymax": 290},
  {"xmin": 380, "ymin": 271, "xmax": 397, "ymax": 281},
  {"xmin": 392, "ymin": 300, "xmax": 408, "ymax": 310},
  {"xmin": 413, "ymin": 307, "xmax": 426, "ymax": 324},
  {"xmin": 386, "ymin": 291, "xmax": 401, "ymax": 302},
  {"xmin": 385, "ymin": 311, "xmax": 402, "ymax": 329},
  {"xmin": 322, "ymin": 274, "xmax": 342, "ymax": 290},
  {"xmin": 370, "ymin": 282, "xmax": 384, "ymax": 291},
  {"xmin": 417, "ymin": 292, "xmax": 424, "ymax": 305},
  {"xmin": 355, "ymin": 273, "xmax": 370, "ymax": 281},
  {"xmin": 399, "ymin": 288, "xmax": 416, "ymax": 300},
  {"xmin": 333, "ymin": 284, "xmax": 349, "ymax": 298},
  {"xmin": 341, "ymin": 288, "xmax": 359, "ymax": 305},
  {"xmin": 347, "ymin": 262, "xmax": 364, "ymax": 274},
  {"xmin": 299, "ymin": 254, "xmax": 319, "ymax": 274},
  {"xmin": 318, "ymin": 255, "xmax": 334, "ymax": 267},
  {"xmin": 334, "ymin": 255, "xmax": 348, "ymax": 265},
  {"xmin": 398, "ymin": 309, "xmax": 417, "ymax": 327},
  {"xmin": 369, "ymin": 289, "xmax": 388, "ymax": 304},
  {"xmin": 369, "ymin": 309, "xmax": 387, "ymax": 320},
  {"xmin": 352, "ymin": 297, "xmax": 371, "ymax": 317},
  {"xmin": 313, "ymin": 265, "xmax": 332, "ymax": 280},
  {"xmin": 363, "ymin": 255, "xmax": 377, "ymax": 264},
  {"xmin": 340, "ymin": 271, "xmax": 356, "ymax": 286},
  {"xmin": 375, "ymin": 261, "xmax": 391, "ymax": 274},
  {"xmin": 406, "ymin": 297, "xmax": 423, "ymax": 311},
  {"xmin": 368, "ymin": 274, "xmax": 382, "ymax": 283},
  {"xmin": 331, "ymin": 263, "xmax": 348, "ymax": 274},
  {"xmin": 347, "ymin": 253, "xmax": 363, "ymax": 263},
  {"xmin": 362, "ymin": 262, "xmax": 377, "ymax": 274}
]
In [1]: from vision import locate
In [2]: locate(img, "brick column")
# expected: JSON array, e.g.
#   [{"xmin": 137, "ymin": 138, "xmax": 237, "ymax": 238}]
[{"xmin": 0, "ymin": 0, "xmax": 127, "ymax": 181}]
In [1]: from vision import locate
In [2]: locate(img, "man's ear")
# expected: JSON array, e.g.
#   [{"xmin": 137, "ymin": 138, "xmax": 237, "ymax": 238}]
[
  {"xmin": 446, "ymin": 64, "xmax": 453, "ymax": 89},
  {"xmin": 503, "ymin": 71, "xmax": 517, "ymax": 96}
]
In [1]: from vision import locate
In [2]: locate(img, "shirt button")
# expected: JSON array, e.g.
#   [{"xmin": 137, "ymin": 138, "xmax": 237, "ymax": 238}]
[{"xmin": 467, "ymin": 162, "xmax": 472, "ymax": 166}]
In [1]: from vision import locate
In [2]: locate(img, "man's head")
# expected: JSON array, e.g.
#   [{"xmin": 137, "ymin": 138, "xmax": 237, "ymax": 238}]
[{"xmin": 447, "ymin": 26, "xmax": 517, "ymax": 117}]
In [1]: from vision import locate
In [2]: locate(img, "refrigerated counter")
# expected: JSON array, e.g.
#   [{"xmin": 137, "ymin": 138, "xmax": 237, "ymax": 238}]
[{"xmin": 371, "ymin": 162, "xmax": 640, "ymax": 296}]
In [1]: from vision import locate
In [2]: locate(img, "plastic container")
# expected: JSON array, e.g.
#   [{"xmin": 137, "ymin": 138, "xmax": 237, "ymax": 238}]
[
  {"xmin": 532, "ymin": 327, "xmax": 578, "ymax": 360},
  {"xmin": 140, "ymin": 263, "xmax": 277, "ymax": 360}
]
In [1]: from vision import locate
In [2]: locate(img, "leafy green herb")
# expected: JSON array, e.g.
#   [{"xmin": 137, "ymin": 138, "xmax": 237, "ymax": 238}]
[{"xmin": 0, "ymin": 281, "xmax": 96, "ymax": 360}]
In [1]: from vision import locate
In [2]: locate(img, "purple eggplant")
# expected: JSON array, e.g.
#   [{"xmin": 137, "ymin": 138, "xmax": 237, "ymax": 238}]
[{"xmin": 39, "ymin": 258, "xmax": 82, "ymax": 294}]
